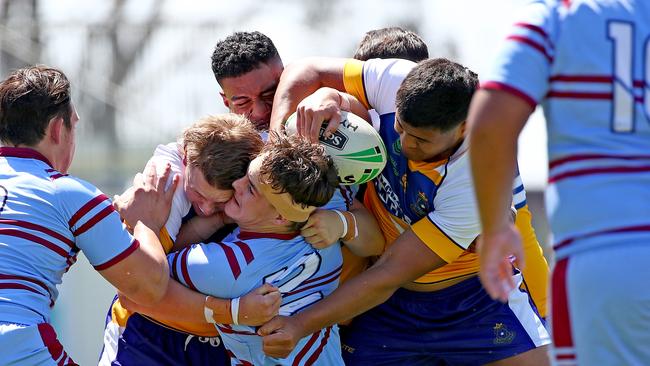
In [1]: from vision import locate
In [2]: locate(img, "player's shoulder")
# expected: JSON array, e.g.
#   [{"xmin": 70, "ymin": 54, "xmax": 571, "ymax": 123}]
[{"xmin": 50, "ymin": 173, "xmax": 108, "ymax": 208}]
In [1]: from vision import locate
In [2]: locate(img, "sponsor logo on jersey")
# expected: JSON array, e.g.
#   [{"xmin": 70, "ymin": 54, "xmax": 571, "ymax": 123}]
[
  {"xmin": 0, "ymin": 185, "xmax": 7, "ymax": 214},
  {"xmin": 410, "ymin": 191, "xmax": 429, "ymax": 217},
  {"xmin": 375, "ymin": 174, "xmax": 409, "ymax": 224}
]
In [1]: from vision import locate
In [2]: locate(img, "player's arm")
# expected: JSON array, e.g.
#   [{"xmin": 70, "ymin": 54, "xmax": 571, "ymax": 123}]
[
  {"xmin": 173, "ymin": 212, "xmax": 228, "ymax": 250},
  {"xmin": 467, "ymin": 88, "xmax": 534, "ymax": 301},
  {"xmin": 95, "ymin": 163, "xmax": 179, "ymax": 304},
  {"xmin": 259, "ymin": 229, "xmax": 445, "ymax": 357},
  {"xmin": 119, "ymin": 279, "xmax": 281, "ymax": 326},
  {"xmin": 301, "ymin": 198, "xmax": 384, "ymax": 256}
]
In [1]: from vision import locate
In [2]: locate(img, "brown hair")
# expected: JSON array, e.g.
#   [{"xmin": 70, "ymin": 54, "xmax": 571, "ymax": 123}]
[
  {"xmin": 260, "ymin": 132, "xmax": 338, "ymax": 210},
  {"xmin": 0, "ymin": 65, "xmax": 72, "ymax": 146},
  {"xmin": 181, "ymin": 114, "xmax": 263, "ymax": 189}
]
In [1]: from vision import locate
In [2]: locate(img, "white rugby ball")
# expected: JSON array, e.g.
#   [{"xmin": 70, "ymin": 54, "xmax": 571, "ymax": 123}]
[{"xmin": 285, "ymin": 111, "xmax": 387, "ymax": 185}]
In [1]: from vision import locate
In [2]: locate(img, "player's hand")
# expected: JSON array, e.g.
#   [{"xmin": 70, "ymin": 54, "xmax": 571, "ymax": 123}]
[
  {"xmin": 477, "ymin": 224, "xmax": 525, "ymax": 303},
  {"xmin": 296, "ymin": 87, "xmax": 343, "ymax": 143},
  {"xmin": 237, "ymin": 283, "xmax": 282, "ymax": 326},
  {"xmin": 301, "ymin": 209, "xmax": 345, "ymax": 249},
  {"xmin": 113, "ymin": 162, "xmax": 179, "ymax": 232},
  {"xmin": 258, "ymin": 315, "xmax": 306, "ymax": 359}
]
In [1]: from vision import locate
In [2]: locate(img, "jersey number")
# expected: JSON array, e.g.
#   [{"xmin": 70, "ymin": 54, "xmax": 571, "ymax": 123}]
[
  {"xmin": 608, "ymin": 21, "xmax": 650, "ymax": 132},
  {"xmin": 263, "ymin": 252, "xmax": 323, "ymax": 316}
]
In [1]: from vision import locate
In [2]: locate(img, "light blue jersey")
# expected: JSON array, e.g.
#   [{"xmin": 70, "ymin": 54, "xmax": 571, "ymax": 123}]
[
  {"xmin": 0, "ymin": 148, "xmax": 137, "ymax": 326},
  {"xmin": 483, "ymin": 0, "xmax": 650, "ymax": 259},
  {"xmin": 169, "ymin": 231, "xmax": 344, "ymax": 366}
]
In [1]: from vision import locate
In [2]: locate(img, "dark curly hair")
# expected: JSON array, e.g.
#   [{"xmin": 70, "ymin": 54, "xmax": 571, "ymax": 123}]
[
  {"xmin": 211, "ymin": 31, "xmax": 280, "ymax": 82},
  {"xmin": 396, "ymin": 58, "xmax": 478, "ymax": 131},
  {"xmin": 0, "ymin": 65, "xmax": 72, "ymax": 146},
  {"xmin": 260, "ymin": 132, "xmax": 338, "ymax": 209}
]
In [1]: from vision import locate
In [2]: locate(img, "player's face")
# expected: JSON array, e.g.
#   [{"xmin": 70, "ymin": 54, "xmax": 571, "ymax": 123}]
[
  {"xmin": 225, "ymin": 171, "xmax": 278, "ymax": 229},
  {"xmin": 393, "ymin": 116, "xmax": 465, "ymax": 162},
  {"xmin": 219, "ymin": 57, "xmax": 283, "ymax": 131},
  {"xmin": 184, "ymin": 165, "xmax": 233, "ymax": 216},
  {"xmin": 59, "ymin": 104, "xmax": 79, "ymax": 174}
]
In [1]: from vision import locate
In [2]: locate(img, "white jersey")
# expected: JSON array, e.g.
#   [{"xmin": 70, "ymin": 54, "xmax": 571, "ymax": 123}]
[{"xmin": 483, "ymin": 0, "xmax": 650, "ymax": 258}]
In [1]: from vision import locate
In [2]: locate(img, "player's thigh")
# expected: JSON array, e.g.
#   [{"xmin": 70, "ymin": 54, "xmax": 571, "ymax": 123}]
[
  {"xmin": 564, "ymin": 243, "xmax": 650, "ymax": 365},
  {"xmin": 486, "ymin": 345, "xmax": 550, "ymax": 366}
]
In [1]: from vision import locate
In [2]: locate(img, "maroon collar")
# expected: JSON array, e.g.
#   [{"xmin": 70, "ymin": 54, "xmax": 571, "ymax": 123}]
[
  {"xmin": 0, "ymin": 147, "xmax": 53, "ymax": 168},
  {"xmin": 238, "ymin": 231, "xmax": 300, "ymax": 241}
]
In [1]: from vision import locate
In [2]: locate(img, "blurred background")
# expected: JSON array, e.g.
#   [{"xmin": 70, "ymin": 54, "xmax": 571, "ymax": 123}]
[{"xmin": 0, "ymin": 0, "xmax": 550, "ymax": 364}]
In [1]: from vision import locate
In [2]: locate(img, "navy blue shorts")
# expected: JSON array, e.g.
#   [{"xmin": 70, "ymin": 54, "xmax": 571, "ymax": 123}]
[
  {"xmin": 101, "ymin": 311, "xmax": 229, "ymax": 366},
  {"xmin": 341, "ymin": 274, "xmax": 549, "ymax": 366}
]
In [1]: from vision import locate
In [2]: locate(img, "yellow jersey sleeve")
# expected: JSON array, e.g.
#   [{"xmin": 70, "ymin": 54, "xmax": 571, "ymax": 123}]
[
  {"xmin": 159, "ymin": 226, "xmax": 175, "ymax": 254},
  {"xmin": 411, "ymin": 216, "xmax": 465, "ymax": 264},
  {"xmin": 343, "ymin": 59, "xmax": 370, "ymax": 109}
]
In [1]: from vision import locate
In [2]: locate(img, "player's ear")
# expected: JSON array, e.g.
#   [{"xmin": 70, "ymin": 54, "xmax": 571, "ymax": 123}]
[
  {"xmin": 458, "ymin": 120, "xmax": 467, "ymax": 137},
  {"xmin": 220, "ymin": 92, "xmax": 230, "ymax": 109},
  {"xmin": 48, "ymin": 116, "xmax": 65, "ymax": 144}
]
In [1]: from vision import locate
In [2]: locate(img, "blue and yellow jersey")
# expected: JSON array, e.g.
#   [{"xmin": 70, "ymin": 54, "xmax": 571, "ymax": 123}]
[{"xmin": 344, "ymin": 59, "xmax": 548, "ymax": 315}]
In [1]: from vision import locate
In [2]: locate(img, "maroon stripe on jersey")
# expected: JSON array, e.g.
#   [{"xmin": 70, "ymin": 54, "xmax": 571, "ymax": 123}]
[
  {"xmin": 0, "ymin": 219, "xmax": 74, "ymax": 248},
  {"xmin": 216, "ymin": 324, "xmax": 256, "ymax": 336},
  {"xmin": 547, "ymin": 90, "xmax": 611, "ymax": 100},
  {"xmin": 0, "ymin": 274, "xmax": 50, "ymax": 295},
  {"xmin": 549, "ymin": 154, "xmax": 650, "ymax": 169},
  {"xmin": 554, "ymin": 224, "xmax": 650, "ymax": 251},
  {"xmin": 0, "ymin": 228, "xmax": 69, "ymax": 257},
  {"xmin": 68, "ymin": 194, "xmax": 109, "ymax": 229},
  {"xmin": 480, "ymin": 81, "xmax": 537, "ymax": 109},
  {"xmin": 225, "ymin": 350, "xmax": 254, "ymax": 366},
  {"xmin": 285, "ymin": 274, "xmax": 339, "ymax": 297},
  {"xmin": 551, "ymin": 259, "xmax": 576, "ymax": 360},
  {"xmin": 72, "ymin": 205, "xmax": 115, "ymax": 236},
  {"xmin": 514, "ymin": 23, "xmax": 553, "ymax": 48},
  {"xmin": 216, "ymin": 242, "xmax": 242, "ymax": 280},
  {"xmin": 238, "ymin": 231, "xmax": 300, "ymax": 241},
  {"xmin": 293, "ymin": 330, "xmax": 321, "ymax": 366},
  {"xmin": 94, "ymin": 239, "xmax": 140, "ymax": 271},
  {"xmin": 305, "ymin": 326, "xmax": 332, "ymax": 366},
  {"xmin": 49, "ymin": 173, "xmax": 68, "ymax": 180},
  {"xmin": 0, "ymin": 283, "xmax": 45, "ymax": 297},
  {"xmin": 506, "ymin": 35, "xmax": 553, "ymax": 62},
  {"xmin": 549, "ymin": 74, "xmax": 613, "ymax": 83},
  {"xmin": 180, "ymin": 247, "xmax": 197, "ymax": 291},
  {"xmin": 548, "ymin": 165, "xmax": 650, "ymax": 183},
  {"xmin": 301, "ymin": 265, "xmax": 342, "ymax": 286},
  {"xmin": 0, "ymin": 147, "xmax": 53, "ymax": 167},
  {"xmin": 233, "ymin": 241, "xmax": 254, "ymax": 264}
]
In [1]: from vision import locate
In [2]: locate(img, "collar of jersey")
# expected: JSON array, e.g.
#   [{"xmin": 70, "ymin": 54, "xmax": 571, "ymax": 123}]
[{"xmin": 0, "ymin": 147, "xmax": 53, "ymax": 168}]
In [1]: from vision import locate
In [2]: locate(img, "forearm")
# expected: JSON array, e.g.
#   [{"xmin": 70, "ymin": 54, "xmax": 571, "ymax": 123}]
[
  {"xmin": 131, "ymin": 222, "xmax": 170, "ymax": 302},
  {"xmin": 124, "ymin": 279, "xmax": 232, "ymax": 324},
  {"xmin": 468, "ymin": 90, "xmax": 528, "ymax": 234},
  {"xmin": 173, "ymin": 215, "xmax": 226, "ymax": 251},
  {"xmin": 342, "ymin": 204, "xmax": 384, "ymax": 257},
  {"xmin": 293, "ymin": 263, "xmax": 400, "ymax": 336},
  {"xmin": 269, "ymin": 58, "xmax": 347, "ymax": 130}
]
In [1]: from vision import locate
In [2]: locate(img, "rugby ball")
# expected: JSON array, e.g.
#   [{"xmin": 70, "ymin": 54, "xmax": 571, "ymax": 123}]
[{"xmin": 285, "ymin": 111, "xmax": 387, "ymax": 185}]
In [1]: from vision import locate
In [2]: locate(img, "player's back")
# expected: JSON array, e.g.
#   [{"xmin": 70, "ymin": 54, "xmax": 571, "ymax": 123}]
[
  {"xmin": 546, "ymin": 0, "xmax": 650, "ymax": 256},
  {"xmin": 170, "ymin": 231, "xmax": 344, "ymax": 365},
  {"xmin": 486, "ymin": 0, "xmax": 650, "ymax": 258}
]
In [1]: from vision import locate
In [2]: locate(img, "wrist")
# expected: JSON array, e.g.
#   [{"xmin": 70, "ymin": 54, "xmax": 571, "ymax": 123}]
[
  {"xmin": 341, "ymin": 211, "xmax": 358, "ymax": 242},
  {"xmin": 338, "ymin": 92, "xmax": 351, "ymax": 112},
  {"xmin": 331, "ymin": 210, "xmax": 348, "ymax": 239}
]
